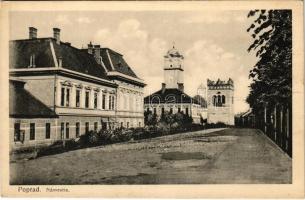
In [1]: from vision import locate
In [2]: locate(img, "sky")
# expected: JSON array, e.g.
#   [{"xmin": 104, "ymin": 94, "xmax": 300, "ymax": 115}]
[{"xmin": 9, "ymin": 10, "xmax": 258, "ymax": 114}]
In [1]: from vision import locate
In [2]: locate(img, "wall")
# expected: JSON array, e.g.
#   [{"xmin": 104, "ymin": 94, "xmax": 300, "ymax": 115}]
[
  {"xmin": 17, "ymin": 75, "xmax": 55, "ymax": 109},
  {"xmin": 207, "ymin": 87, "xmax": 234, "ymax": 125},
  {"xmin": 115, "ymin": 80, "xmax": 144, "ymax": 128},
  {"xmin": 10, "ymin": 115, "xmax": 115, "ymax": 151}
]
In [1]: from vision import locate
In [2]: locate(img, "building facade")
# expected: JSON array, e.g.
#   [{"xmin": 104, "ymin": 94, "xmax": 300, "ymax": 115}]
[
  {"xmin": 207, "ymin": 78, "xmax": 234, "ymax": 125},
  {"xmin": 9, "ymin": 27, "xmax": 145, "ymax": 150},
  {"xmin": 144, "ymin": 46, "xmax": 206, "ymax": 124}
]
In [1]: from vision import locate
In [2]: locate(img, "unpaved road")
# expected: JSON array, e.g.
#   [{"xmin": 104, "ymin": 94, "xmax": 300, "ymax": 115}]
[{"xmin": 10, "ymin": 128, "xmax": 291, "ymax": 184}]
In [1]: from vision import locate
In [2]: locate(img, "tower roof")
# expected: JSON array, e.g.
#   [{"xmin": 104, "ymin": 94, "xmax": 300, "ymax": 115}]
[{"xmin": 164, "ymin": 45, "xmax": 184, "ymax": 58}]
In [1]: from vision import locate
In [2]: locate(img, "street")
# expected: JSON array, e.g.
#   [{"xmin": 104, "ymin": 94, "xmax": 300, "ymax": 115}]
[{"xmin": 10, "ymin": 128, "xmax": 292, "ymax": 184}]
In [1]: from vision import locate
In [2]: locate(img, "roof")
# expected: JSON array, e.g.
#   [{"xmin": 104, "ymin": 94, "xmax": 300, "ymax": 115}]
[
  {"xmin": 9, "ymin": 80, "xmax": 58, "ymax": 118},
  {"xmin": 53, "ymin": 41, "xmax": 109, "ymax": 80},
  {"xmin": 100, "ymin": 48, "xmax": 139, "ymax": 78},
  {"xmin": 207, "ymin": 78, "xmax": 234, "ymax": 87},
  {"xmin": 164, "ymin": 46, "xmax": 184, "ymax": 58},
  {"xmin": 9, "ymin": 38, "xmax": 109, "ymax": 80},
  {"xmin": 144, "ymin": 88, "xmax": 200, "ymax": 104}
]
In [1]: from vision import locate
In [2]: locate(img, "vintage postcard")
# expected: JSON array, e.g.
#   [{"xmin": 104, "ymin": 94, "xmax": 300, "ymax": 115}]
[{"xmin": 0, "ymin": 1, "xmax": 304, "ymax": 198}]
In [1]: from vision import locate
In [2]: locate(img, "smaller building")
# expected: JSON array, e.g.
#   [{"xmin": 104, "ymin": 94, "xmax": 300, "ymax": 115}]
[{"xmin": 207, "ymin": 78, "xmax": 234, "ymax": 125}]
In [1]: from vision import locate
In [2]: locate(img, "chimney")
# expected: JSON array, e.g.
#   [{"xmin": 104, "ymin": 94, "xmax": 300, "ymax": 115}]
[
  {"xmin": 88, "ymin": 42, "xmax": 93, "ymax": 54},
  {"xmin": 162, "ymin": 83, "xmax": 166, "ymax": 94},
  {"xmin": 29, "ymin": 27, "xmax": 37, "ymax": 39},
  {"xmin": 53, "ymin": 28, "xmax": 60, "ymax": 44},
  {"xmin": 178, "ymin": 83, "xmax": 184, "ymax": 92},
  {"xmin": 94, "ymin": 45, "xmax": 101, "ymax": 64}
]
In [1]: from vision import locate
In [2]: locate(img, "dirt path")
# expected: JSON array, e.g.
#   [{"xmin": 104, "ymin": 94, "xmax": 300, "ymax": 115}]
[{"xmin": 10, "ymin": 128, "xmax": 291, "ymax": 184}]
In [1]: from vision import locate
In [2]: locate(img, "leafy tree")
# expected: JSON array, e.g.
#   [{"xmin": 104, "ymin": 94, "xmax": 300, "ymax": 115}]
[
  {"xmin": 246, "ymin": 10, "xmax": 292, "ymax": 114},
  {"xmin": 162, "ymin": 111, "xmax": 175, "ymax": 130},
  {"xmin": 144, "ymin": 110, "xmax": 157, "ymax": 126}
]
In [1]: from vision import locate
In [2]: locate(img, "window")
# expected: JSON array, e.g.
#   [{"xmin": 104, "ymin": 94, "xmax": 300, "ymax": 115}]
[
  {"xmin": 178, "ymin": 107, "xmax": 181, "ymax": 113},
  {"xmin": 61, "ymin": 87, "xmax": 71, "ymax": 107},
  {"xmin": 217, "ymin": 95, "xmax": 222, "ymax": 106},
  {"xmin": 61, "ymin": 87, "xmax": 65, "ymax": 106},
  {"xmin": 213, "ymin": 95, "xmax": 217, "ymax": 106},
  {"xmin": 94, "ymin": 122, "xmax": 98, "ymax": 131},
  {"xmin": 121, "ymin": 122, "xmax": 124, "ymax": 128},
  {"xmin": 65, "ymin": 123, "xmax": 69, "ymax": 139},
  {"xmin": 153, "ymin": 108, "xmax": 157, "ymax": 114},
  {"xmin": 60, "ymin": 122, "xmax": 65, "ymax": 139},
  {"xmin": 222, "ymin": 95, "xmax": 226, "ymax": 104},
  {"xmin": 14, "ymin": 123, "xmax": 21, "ymax": 142},
  {"xmin": 29, "ymin": 54, "xmax": 35, "ymax": 67},
  {"xmin": 109, "ymin": 95, "xmax": 112, "ymax": 110},
  {"xmin": 76, "ymin": 122, "xmax": 80, "ymax": 137},
  {"xmin": 76, "ymin": 90, "xmax": 81, "ymax": 107},
  {"xmin": 139, "ymin": 122, "xmax": 141, "ymax": 127},
  {"xmin": 147, "ymin": 108, "xmax": 149, "ymax": 112},
  {"xmin": 45, "ymin": 123, "xmax": 51, "ymax": 139},
  {"xmin": 94, "ymin": 92, "xmax": 98, "ymax": 109},
  {"xmin": 112, "ymin": 96, "xmax": 115, "ymax": 110},
  {"xmin": 66, "ymin": 88, "xmax": 70, "ymax": 107},
  {"xmin": 102, "ymin": 122, "xmax": 107, "ymax": 130},
  {"xmin": 30, "ymin": 123, "xmax": 35, "ymax": 140},
  {"xmin": 85, "ymin": 91, "xmax": 90, "ymax": 108},
  {"xmin": 170, "ymin": 108, "xmax": 173, "ymax": 114},
  {"xmin": 161, "ymin": 107, "xmax": 165, "ymax": 115},
  {"xmin": 185, "ymin": 108, "xmax": 189, "ymax": 116},
  {"xmin": 102, "ymin": 94, "xmax": 106, "ymax": 109},
  {"xmin": 85, "ymin": 122, "xmax": 89, "ymax": 133},
  {"xmin": 127, "ymin": 122, "xmax": 129, "ymax": 128}
]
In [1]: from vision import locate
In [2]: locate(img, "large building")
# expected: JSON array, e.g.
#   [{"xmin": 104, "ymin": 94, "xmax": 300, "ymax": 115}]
[
  {"xmin": 9, "ymin": 27, "xmax": 145, "ymax": 150},
  {"xmin": 207, "ymin": 78, "xmax": 234, "ymax": 125},
  {"xmin": 144, "ymin": 46, "xmax": 206, "ymax": 123}
]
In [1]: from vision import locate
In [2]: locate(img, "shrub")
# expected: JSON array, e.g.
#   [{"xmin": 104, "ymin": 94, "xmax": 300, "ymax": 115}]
[{"xmin": 79, "ymin": 130, "xmax": 100, "ymax": 146}]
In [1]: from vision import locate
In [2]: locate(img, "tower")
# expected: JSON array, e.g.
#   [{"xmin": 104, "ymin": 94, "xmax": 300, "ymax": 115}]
[
  {"xmin": 197, "ymin": 83, "xmax": 207, "ymax": 100},
  {"xmin": 207, "ymin": 78, "xmax": 234, "ymax": 125},
  {"xmin": 163, "ymin": 45, "xmax": 184, "ymax": 90}
]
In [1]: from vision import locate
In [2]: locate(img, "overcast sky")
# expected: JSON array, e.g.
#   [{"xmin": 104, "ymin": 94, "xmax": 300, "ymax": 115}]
[{"xmin": 10, "ymin": 11, "xmax": 257, "ymax": 113}]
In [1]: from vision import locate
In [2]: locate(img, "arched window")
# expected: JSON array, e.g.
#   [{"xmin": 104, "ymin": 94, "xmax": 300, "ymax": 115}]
[
  {"xmin": 217, "ymin": 95, "xmax": 222, "ymax": 106},
  {"xmin": 222, "ymin": 95, "xmax": 226, "ymax": 104},
  {"xmin": 212, "ymin": 95, "xmax": 217, "ymax": 106}
]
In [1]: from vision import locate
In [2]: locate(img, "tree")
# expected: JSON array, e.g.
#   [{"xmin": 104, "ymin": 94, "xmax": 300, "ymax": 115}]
[
  {"xmin": 144, "ymin": 110, "xmax": 157, "ymax": 126},
  {"xmin": 162, "ymin": 111, "xmax": 175, "ymax": 131},
  {"xmin": 246, "ymin": 10, "xmax": 292, "ymax": 114}
]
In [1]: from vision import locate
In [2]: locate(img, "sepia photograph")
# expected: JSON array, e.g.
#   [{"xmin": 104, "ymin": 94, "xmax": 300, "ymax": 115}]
[{"xmin": 1, "ymin": 1, "xmax": 304, "ymax": 198}]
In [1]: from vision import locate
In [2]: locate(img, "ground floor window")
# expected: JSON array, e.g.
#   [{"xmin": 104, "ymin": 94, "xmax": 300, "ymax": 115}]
[
  {"xmin": 185, "ymin": 107, "xmax": 189, "ymax": 116},
  {"xmin": 139, "ymin": 122, "xmax": 141, "ymax": 127},
  {"xmin": 102, "ymin": 122, "xmax": 107, "ymax": 130},
  {"xmin": 76, "ymin": 122, "xmax": 80, "ymax": 137},
  {"xmin": 30, "ymin": 123, "xmax": 35, "ymax": 140},
  {"xmin": 45, "ymin": 123, "xmax": 51, "ymax": 139},
  {"xmin": 61, "ymin": 122, "xmax": 65, "ymax": 139},
  {"xmin": 121, "ymin": 122, "xmax": 123, "ymax": 128},
  {"xmin": 14, "ymin": 123, "xmax": 21, "ymax": 142},
  {"xmin": 94, "ymin": 122, "xmax": 98, "ymax": 131},
  {"xmin": 66, "ymin": 123, "xmax": 69, "ymax": 139},
  {"xmin": 85, "ymin": 122, "xmax": 89, "ymax": 133},
  {"xmin": 127, "ymin": 122, "xmax": 129, "ymax": 128}
]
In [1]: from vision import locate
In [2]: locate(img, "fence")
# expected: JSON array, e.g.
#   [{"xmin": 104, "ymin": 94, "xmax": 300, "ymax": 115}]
[{"xmin": 236, "ymin": 103, "xmax": 292, "ymax": 157}]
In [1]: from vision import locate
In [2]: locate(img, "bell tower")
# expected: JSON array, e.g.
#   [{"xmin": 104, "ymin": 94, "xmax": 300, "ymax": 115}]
[{"xmin": 163, "ymin": 45, "xmax": 184, "ymax": 89}]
